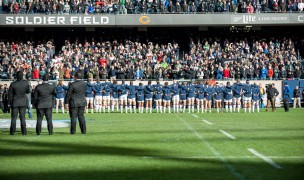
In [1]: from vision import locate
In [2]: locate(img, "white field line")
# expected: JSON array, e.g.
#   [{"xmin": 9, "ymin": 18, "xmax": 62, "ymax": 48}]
[
  {"xmin": 202, "ymin": 119, "xmax": 213, "ymax": 125},
  {"xmin": 142, "ymin": 156, "xmax": 304, "ymax": 159},
  {"xmin": 219, "ymin": 130, "xmax": 236, "ymax": 140},
  {"xmin": 177, "ymin": 115, "xmax": 244, "ymax": 180},
  {"xmin": 248, "ymin": 148, "xmax": 282, "ymax": 169},
  {"xmin": 192, "ymin": 114, "xmax": 199, "ymax": 118}
]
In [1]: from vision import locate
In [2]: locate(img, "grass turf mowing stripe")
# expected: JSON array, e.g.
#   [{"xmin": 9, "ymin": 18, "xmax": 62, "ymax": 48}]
[
  {"xmin": 248, "ymin": 148, "xmax": 282, "ymax": 169},
  {"xmin": 219, "ymin": 130, "xmax": 236, "ymax": 140},
  {"xmin": 177, "ymin": 115, "xmax": 244, "ymax": 180},
  {"xmin": 202, "ymin": 119, "xmax": 213, "ymax": 125},
  {"xmin": 142, "ymin": 156, "xmax": 304, "ymax": 159},
  {"xmin": 191, "ymin": 114, "xmax": 199, "ymax": 118}
]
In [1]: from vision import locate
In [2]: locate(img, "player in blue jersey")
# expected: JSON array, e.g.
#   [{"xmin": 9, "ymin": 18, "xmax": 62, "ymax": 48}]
[
  {"xmin": 251, "ymin": 82, "xmax": 261, "ymax": 113},
  {"xmin": 204, "ymin": 82, "xmax": 214, "ymax": 113},
  {"xmin": 214, "ymin": 82, "xmax": 224, "ymax": 113},
  {"xmin": 243, "ymin": 80, "xmax": 253, "ymax": 113},
  {"xmin": 85, "ymin": 77, "xmax": 94, "ymax": 113},
  {"xmin": 224, "ymin": 82, "xmax": 233, "ymax": 113},
  {"xmin": 179, "ymin": 81, "xmax": 188, "ymax": 113},
  {"xmin": 93, "ymin": 78, "xmax": 103, "ymax": 113},
  {"xmin": 187, "ymin": 81, "xmax": 196, "ymax": 113},
  {"xmin": 154, "ymin": 81, "xmax": 163, "ymax": 113},
  {"xmin": 102, "ymin": 80, "xmax": 112, "ymax": 113},
  {"xmin": 233, "ymin": 79, "xmax": 243, "ymax": 113},
  {"xmin": 137, "ymin": 83, "xmax": 145, "ymax": 113},
  {"xmin": 55, "ymin": 80, "xmax": 68, "ymax": 113},
  {"xmin": 195, "ymin": 81, "xmax": 205, "ymax": 113},
  {"xmin": 163, "ymin": 82, "xmax": 172, "ymax": 113},
  {"xmin": 111, "ymin": 80, "xmax": 119, "ymax": 112},
  {"xmin": 171, "ymin": 80, "xmax": 180, "ymax": 113},
  {"xmin": 119, "ymin": 80, "xmax": 128, "ymax": 113},
  {"xmin": 145, "ymin": 80, "xmax": 154, "ymax": 113},
  {"xmin": 127, "ymin": 81, "xmax": 137, "ymax": 113}
]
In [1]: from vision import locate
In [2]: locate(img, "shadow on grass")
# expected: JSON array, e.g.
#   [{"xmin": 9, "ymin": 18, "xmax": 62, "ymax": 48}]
[{"xmin": 0, "ymin": 160, "xmax": 303, "ymax": 180}]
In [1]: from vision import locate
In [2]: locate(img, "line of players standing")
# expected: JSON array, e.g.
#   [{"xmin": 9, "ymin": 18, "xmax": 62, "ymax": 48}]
[{"xmin": 55, "ymin": 79, "xmax": 261, "ymax": 113}]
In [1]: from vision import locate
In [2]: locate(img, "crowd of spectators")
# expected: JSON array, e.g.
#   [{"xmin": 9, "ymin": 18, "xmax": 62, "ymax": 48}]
[
  {"xmin": 0, "ymin": 35, "xmax": 303, "ymax": 81},
  {"xmin": 1, "ymin": 0, "xmax": 304, "ymax": 14}
]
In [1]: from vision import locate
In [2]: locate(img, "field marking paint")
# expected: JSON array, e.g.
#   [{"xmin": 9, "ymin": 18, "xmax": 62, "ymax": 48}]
[
  {"xmin": 142, "ymin": 156, "xmax": 304, "ymax": 159},
  {"xmin": 248, "ymin": 148, "xmax": 282, "ymax": 169},
  {"xmin": 177, "ymin": 115, "xmax": 244, "ymax": 180},
  {"xmin": 192, "ymin": 114, "xmax": 199, "ymax": 118},
  {"xmin": 202, "ymin": 119, "xmax": 213, "ymax": 125},
  {"xmin": 219, "ymin": 130, "xmax": 236, "ymax": 140}
]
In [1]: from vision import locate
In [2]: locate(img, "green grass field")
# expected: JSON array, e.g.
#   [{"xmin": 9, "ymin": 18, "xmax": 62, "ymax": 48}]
[{"xmin": 1, "ymin": 109, "xmax": 304, "ymax": 180}]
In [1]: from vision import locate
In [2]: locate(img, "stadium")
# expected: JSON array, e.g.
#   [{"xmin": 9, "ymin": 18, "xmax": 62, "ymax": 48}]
[{"xmin": 0, "ymin": 1, "xmax": 304, "ymax": 179}]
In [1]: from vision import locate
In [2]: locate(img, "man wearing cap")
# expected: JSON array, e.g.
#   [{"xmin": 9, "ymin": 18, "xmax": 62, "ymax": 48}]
[
  {"xmin": 266, "ymin": 83, "xmax": 279, "ymax": 112},
  {"xmin": 283, "ymin": 82, "xmax": 291, "ymax": 112},
  {"xmin": 33, "ymin": 74, "xmax": 56, "ymax": 135}
]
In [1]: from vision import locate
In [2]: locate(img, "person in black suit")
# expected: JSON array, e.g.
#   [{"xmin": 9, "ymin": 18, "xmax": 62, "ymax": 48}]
[
  {"xmin": 8, "ymin": 71, "xmax": 31, "ymax": 135},
  {"xmin": 66, "ymin": 71, "xmax": 87, "ymax": 134},
  {"xmin": 33, "ymin": 74, "xmax": 56, "ymax": 135}
]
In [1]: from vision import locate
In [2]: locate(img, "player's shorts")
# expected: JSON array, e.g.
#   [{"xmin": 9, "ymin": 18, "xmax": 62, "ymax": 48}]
[
  {"xmin": 244, "ymin": 97, "xmax": 252, "ymax": 102},
  {"xmin": 233, "ymin": 97, "xmax": 241, "ymax": 101},
  {"xmin": 172, "ymin": 95, "xmax": 180, "ymax": 101},
  {"xmin": 128, "ymin": 97, "xmax": 136, "ymax": 101},
  {"xmin": 95, "ymin": 95, "xmax": 102, "ymax": 101},
  {"xmin": 215, "ymin": 99, "xmax": 222, "ymax": 102},
  {"xmin": 224, "ymin": 99, "xmax": 233, "ymax": 103},
  {"xmin": 163, "ymin": 99, "xmax": 171, "ymax": 103},
  {"xmin": 119, "ymin": 94, "xmax": 128, "ymax": 101},
  {"xmin": 155, "ymin": 98, "xmax": 162, "ymax": 102},
  {"xmin": 86, "ymin": 97, "xmax": 94, "ymax": 101},
  {"xmin": 187, "ymin": 97, "xmax": 195, "ymax": 100},
  {"xmin": 103, "ymin": 96, "xmax": 110, "ymax": 101},
  {"xmin": 111, "ymin": 97, "xmax": 118, "ymax": 101},
  {"xmin": 145, "ymin": 98, "xmax": 152, "ymax": 101},
  {"xmin": 56, "ymin": 98, "xmax": 64, "ymax": 101}
]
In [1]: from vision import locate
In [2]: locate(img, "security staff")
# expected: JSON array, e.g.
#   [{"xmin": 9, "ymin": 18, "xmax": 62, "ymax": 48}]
[
  {"xmin": 283, "ymin": 82, "xmax": 291, "ymax": 112},
  {"xmin": 8, "ymin": 71, "xmax": 31, "ymax": 135},
  {"xmin": 66, "ymin": 71, "xmax": 87, "ymax": 134},
  {"xmin": 33, "ymin": 74, "xmax": 56, "ymax": 135},
  {"xmin": 266, "ymin": 83, "xmax": 279, "ymax": 112}
]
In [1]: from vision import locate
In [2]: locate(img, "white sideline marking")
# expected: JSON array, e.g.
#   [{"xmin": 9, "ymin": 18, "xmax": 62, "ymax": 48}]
[
  {"xmin": 192, "ymin": 114, "xmax": 199, "ymax": 118},
  {"xmin": 177, "ymin": 116, "xmax": 244, "ymax": 180},
  {"xmin": 142, "ymin": 156, "xmax": 304, "ymax": 159},
  {"xmin": 219, "ymin": 130, "xmax": 236, "ymax": 140},
  {"xmin": 248, "ymin": 148, "xmax": 282, "ymax": 169},
  {"xmin": 202, "ymin": 119, "xmax": 213, "ymax": 125}
]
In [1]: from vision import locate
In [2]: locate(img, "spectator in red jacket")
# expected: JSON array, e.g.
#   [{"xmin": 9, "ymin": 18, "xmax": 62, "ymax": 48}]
[
  {"xmin": 32, "ymin": 66, "xmax": 40, "ymax": 79},
  {"xmin": 267, "ymin": 66, "xmax": 274, "ymax": 80},
  {"xmin": 99, "ymin": 56, "xmax": 107, "ymax": 67},
  {"xmin": 223, "ymin": 66, "xmax": 230, "ymax": 80}
]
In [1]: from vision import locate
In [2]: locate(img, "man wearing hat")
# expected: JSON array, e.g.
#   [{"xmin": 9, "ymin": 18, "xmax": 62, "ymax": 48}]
[
  {"xmin": 283, "ymin": 82, "xmax": 291, "ymax": 112},
  {"xmin": 266, "ymin": 83, "xmax": 279, "ymax": 112}
]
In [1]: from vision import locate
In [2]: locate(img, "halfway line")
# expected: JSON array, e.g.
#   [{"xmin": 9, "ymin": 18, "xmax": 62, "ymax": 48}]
[
  {"xmin": 202, "ymin": 119, "xmax": 213, "ymax": 125},
  {"xmin": 219, "ymin": 130, "xmax": 236, "ymax": 140},
  {"xmin": 248, "ymin": 148, "xmax": 282, "ymax": 169}
]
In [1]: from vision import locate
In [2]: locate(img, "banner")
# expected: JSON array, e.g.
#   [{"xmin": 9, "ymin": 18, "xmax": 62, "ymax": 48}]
[{"xmin": 0, "ymin": 14, "xmax": 303, "ymax": 26}]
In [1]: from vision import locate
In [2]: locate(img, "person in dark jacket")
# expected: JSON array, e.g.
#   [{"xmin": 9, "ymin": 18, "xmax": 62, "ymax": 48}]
[
  {"xmin": 33, "ymin": 74, "xmax": 56, "ymax": 135},
  {"xmin": 8, "ymin": 71, "xmax": 31, "ymax": 135},
  {"xmin": 282, "ymin": 82, "xmax": 291, "ymax": 112},
  {"xmin": 293, "ymin": 86, "xmax": 301, "ymax": 108},
  {"xmin": 66, "ymin": 71, "xmax": 87, "ymax": 134},
  {"xmin": 266, "ymin": 83, "xmax": 279, "ymax": 112}
]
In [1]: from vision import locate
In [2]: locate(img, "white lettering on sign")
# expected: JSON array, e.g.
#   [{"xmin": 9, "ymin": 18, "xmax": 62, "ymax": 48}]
[
  {"xmin": 5, "ymin": 16, "xmax": 110, "ymax": 25},
  {"xmin": 299, "ymin": 15, "xmax": 304, "ymax": 22}
]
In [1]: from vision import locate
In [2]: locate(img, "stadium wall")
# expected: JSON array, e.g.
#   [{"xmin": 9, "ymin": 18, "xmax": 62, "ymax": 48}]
[{"xmin": 0, "ymin": 14, "xmax": 303, "ymax": 27}]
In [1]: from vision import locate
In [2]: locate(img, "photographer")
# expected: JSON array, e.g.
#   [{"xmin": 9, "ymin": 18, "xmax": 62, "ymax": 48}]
[{"xmin": 266, "ymin": 83, "xmax": 279, "ymax": 112}]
